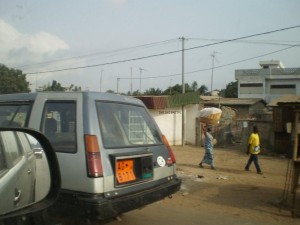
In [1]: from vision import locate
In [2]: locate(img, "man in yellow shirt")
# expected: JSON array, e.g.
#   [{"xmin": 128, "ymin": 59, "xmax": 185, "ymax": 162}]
[{"xmin": 244, "ymin": 125, "xmax": 262, "ymax": 174}]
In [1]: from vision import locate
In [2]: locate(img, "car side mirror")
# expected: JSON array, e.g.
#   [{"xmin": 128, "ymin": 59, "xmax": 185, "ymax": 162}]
[{"xmin": 0, "ymin": 128, "xmax": 60, "ymax": 222}]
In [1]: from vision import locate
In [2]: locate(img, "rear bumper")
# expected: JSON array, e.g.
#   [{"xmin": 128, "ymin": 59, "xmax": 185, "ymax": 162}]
[{"xmin": 56, "ymin": 177, "xmax": 181, "ymax": 220}]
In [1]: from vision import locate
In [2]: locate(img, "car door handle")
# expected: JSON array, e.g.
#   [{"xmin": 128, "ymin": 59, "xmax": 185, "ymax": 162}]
[
  {"xmin": 27, "ymin": 169, "xmax": 32, "ymax": 174},
  {"xmin": 14, "ymin": 189, "xmax": 22, "ymax": 205}
]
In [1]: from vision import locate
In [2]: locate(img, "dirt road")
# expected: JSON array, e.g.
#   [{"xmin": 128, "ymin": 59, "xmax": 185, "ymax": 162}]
[{"xmin": 105, "ymin": 145, "xmax": 299, "ymax": 225}]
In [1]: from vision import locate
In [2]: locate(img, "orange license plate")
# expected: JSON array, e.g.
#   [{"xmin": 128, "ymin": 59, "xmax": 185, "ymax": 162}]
[{"xmin": 116, "ymin": 159, "xmax": 136, "ymax": 184}]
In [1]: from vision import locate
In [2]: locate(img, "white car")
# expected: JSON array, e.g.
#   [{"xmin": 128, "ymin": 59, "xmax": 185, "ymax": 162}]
[
  {"xmin": 0, "ymin": 131, "xmax": 36, "ymax": 215},
  {"xmin": 0, "ymin": 127, "xmax": 61, "ymax": 224}
]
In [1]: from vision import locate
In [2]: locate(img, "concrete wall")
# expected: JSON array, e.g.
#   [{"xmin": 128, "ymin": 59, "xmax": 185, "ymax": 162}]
[
  {"xmin": 150, "ymin": 107, "xmax": 182, "ymax": 146},
  {"xmin": 185, "ymin": 104, "xmax": 199, "ymax": 145},
  {"xmin": 150, "ymin": 104, "xmax": 199, "ymax": 146},
  {"xmin": 265, "ymin": 79, "xmax": 298, "ymax": 103}
]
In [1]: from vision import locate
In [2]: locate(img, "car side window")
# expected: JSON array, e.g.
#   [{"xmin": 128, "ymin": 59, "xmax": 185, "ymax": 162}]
[
  {"xmin": 1, "ymin": 132, "xmax": 22, "ymax": 167},
  {"xmin": 41, "ymin": 101, "xmax": 77, "ymax": 153},
  {"xmin": 17, "ymin": 133, "xmax": 34, "ymax": 156},
  {"xmin": 0, "ymin": 104, "xmax": 32, "ymax": 127},
  {"xmin": 0, "ymin": 138, "xmax": 7, "ymax": 175}
]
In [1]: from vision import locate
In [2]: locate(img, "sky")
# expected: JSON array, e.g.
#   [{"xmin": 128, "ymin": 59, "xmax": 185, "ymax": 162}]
[{"xmin": 0, "ymin": 0, "xmax": 300, "ymax": 94}]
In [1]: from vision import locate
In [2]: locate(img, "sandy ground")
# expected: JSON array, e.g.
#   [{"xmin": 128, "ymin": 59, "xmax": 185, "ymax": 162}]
[
  {"xmin": 169, "ymin": 144, "xmax": 300, "ymax": 225},
  {"xmin": 54, "ymin": 144, "xmax": 300, "ymax": 225}
]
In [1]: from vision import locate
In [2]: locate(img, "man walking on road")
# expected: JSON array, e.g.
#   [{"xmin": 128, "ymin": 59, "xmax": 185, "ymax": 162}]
[{"xmin": 245, "ymin": 125, "xmax": 263, "ymax": 174}]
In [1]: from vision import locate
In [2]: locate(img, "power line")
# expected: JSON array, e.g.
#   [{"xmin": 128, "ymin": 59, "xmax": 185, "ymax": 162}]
[
  {"xmin": 189, "ymin": 38, "xmax": 300, "ymax": 47},
  {"xmin": 25, "ymin": 25, "xmax": 300, "ymax": 75},
  {"xmin": 118, "ymin": 43, "xmax": 300, "ymax": 80},
  {"xmin": 16, "ymin": 38, "xmax": 177, "ymax": 69},
  {"xmin": 18, "ymin": 38, "xmax": 300, "ymax": 69}
]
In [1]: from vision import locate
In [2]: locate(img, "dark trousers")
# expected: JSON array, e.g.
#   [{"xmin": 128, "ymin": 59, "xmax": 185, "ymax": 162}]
[{"xmin": 245, "ymin": 154, "xmax": 261, "ymax": 173}]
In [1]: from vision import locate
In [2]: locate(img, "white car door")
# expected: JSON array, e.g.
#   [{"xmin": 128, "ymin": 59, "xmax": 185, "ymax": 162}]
[{"xmin": 0, "ymin": 132, "xmax": 33, "ymax": 215}]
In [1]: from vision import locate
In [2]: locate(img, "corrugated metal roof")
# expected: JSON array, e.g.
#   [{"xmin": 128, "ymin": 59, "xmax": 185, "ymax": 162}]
[
  {"xmin": 136, "ymin": 92, "xmax": 200, "ymax": 109},
  {"xmin": 136, "ymin": 96, "xmax": 168, "ymax": 109},
  {"xmin": 138, "ymin": 95, "xmax": 264, "ymax": 109},
  {"xmin": 167, "ymin": 92, "xmax": 199, "ymax": 107},
  {"xmin": 200, "ymin": 97, "xmax": 264, "ymax": 106},
  {"xmin": 267, "ymin": 95, "xmax": 300, "ymax": 107}
]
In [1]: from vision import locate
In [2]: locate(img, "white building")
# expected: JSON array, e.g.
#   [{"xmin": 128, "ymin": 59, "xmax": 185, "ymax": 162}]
[
  {"xmin": 136, "ymin": 95, "xmax": 200, "ymax": 146},
  {"xmin": 149, "ymin": 104, "xmax": 199, "ymax": 145},
  {"xmin": 235, "ymin": 60, "xmax": 300, "ymax": 103}
]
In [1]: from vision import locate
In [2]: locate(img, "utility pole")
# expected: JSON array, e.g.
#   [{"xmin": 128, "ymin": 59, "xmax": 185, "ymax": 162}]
[
  {"xmin": 35, "ymin": 73, "xmax": 38, "ymax": 92},
  {"xmin": 100, "ymin": 69, "xmax": 104, "ymax": 92},
  {"xmin": 139, "ymin": 67, "xmax": 146, "ymax": 93},
  {"xmin": 179, "ymin": 37, "xmax": 186, "ymax": 146},
  {"xmin": 210, "ymin": 51, "xmax": 219, "ymax": 95},
  {"xmin": 130, "ymin": 67, "xmax": 133, "ymax": 95},
  {"xmin": 117, "ymin": 77, "xmax": 120, "ymax": 93},
  {"xmin": 179, "ymin": 37, "xmax": 185, "ymax": 94}
]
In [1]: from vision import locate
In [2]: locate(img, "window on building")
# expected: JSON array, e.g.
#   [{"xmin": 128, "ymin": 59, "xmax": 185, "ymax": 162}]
[
  {"xmin": 240, "ymin": 83, "xmax": 263, "ymax": 94},
  {"xmin": 270, "ymin": 85, "xmax": 296, "ymax": 95}
]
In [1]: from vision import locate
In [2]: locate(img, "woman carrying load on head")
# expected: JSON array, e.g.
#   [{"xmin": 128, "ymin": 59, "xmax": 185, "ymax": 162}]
[{"xmin": 199, "ymin": 125, "xmax": 215, "ymax": 170}]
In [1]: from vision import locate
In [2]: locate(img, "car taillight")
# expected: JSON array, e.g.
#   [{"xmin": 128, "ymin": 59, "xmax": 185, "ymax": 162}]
[
  {"xmin": 85, "ymin": 135, "xmax": 103, "ymax": 177},
  {"xmin": 162, "ymin": 134, "xmax": 176, "ymax": 164}
]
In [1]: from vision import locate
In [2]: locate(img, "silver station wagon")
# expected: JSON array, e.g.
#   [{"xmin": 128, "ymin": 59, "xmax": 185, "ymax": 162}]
[{"xmin": 0, "ymin": 92, "xmax": 181, "ymax": 220}]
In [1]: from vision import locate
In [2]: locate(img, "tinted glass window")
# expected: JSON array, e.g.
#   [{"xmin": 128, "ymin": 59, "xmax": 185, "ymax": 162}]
[
  {"xmin": 0, "ymin": 138, "xmax": 7, "ymax": 173},
  {"xmin": 0, "ymin": 104, "xmax": 32, "ymax": 127},
  {"xmin": 17, "ymin": 133, "xmax": 34, "ymax": 155},
  {"xmin": 25, "ymin": 134, "xmax": 42, "ymax": 151},
  {"xmin": 41, "ymin": 101, "xmax": 77, "ymax": 153},
  {"xmin": 96, "ymin": 102, "xmax": 162, "ymax": 148},
  {"xmin": 1, "ymin": 132, "xmax": 22, "ymax": 167}
]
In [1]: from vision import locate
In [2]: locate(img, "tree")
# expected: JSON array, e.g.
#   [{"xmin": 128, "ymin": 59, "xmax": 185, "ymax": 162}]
[
  {"xmin": 191, "ymin": 81, "xmax": 198, "ymax": 92},
  {"xmin": 184, "ymin": 83, "xmax": 193, "ymax": 93},
  {"xmin": 144, "ymin": 88, "xmax": 163, "ymax": 96},
  {"xmin": 224, "ymin": 81, "xmax": 238, "ymax": 98},
  {"xmin": 42, "ymin": 80, "xmax": 66, "ymax": 91},
  {"xmin": 219, "ymin": 89, "xmax": 226, "ymax": 97},
  {"xmin": 163, "ymin": 86, "xmax": 173, "ymax": 95},
  {"xmin": 0, "ymin": 64, "xmax": 30, "ymax": 94},
  {"xmin": 163, "ymin": 81, "xmax": 205, "ymax": 95},
  {"xmin": 164, "ymin": 84, "xmax": 181, "ymax": 95},
  {"xmin": 170, "ymin": 84, "xmax": 182, "ymax": 94},
  {"xmin": 163, "ymin": 83, "xmax": 193, "ymax": 95},
  {"xmin": 132, "ymin": 90, "xmax": 141, "ymax": 96},
  {"xmin": 68, "ymin": 84, "xmax": 82, "ymax": 92},
  {"xmin": 71, "ymin": 86, "xmax": 82, "ymax": 92},
  {"xmin": 198, "ymin": 85, "xmax": 208, "ymax": 95}
]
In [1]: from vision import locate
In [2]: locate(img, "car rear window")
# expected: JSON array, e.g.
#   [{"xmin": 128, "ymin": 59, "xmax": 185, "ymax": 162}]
[{"xmin": 96, "ymin": 102, "xmax": 162, "ymax": 148}]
